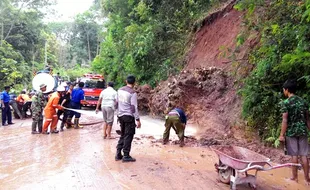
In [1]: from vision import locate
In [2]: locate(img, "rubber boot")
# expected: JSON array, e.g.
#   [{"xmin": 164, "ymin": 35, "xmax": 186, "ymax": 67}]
[
  {"xmin": 179, "ymin": 140, "xmax": 185, "ymax": 147},
  {"xmin": 66, "ymin": 118, "xmax": 72, "ymax": 128},
  {"xmin": 31, "ymin": 121, "xmax": 39, "ymax": 134},
  {"xmin": 60, "ymin": 121, "xmax": 65, "ymax": 131},
  {"xmin": 38, "ymin": 119, "xmax": 43, "ymax": 133},
  {"xmin": 179, "ymin": 137, "xmax": 185, "ymax": 147},
  {"xmin": 122, "ymin": 152, "xmax": 136, "ymax": 162},
  {"xmin": 74, "ymin": 118, "xmax": 81, "ymax": 129},
  {"xmin": 115, "ymin": 149, "xmax": 123, "ymax": 161}
]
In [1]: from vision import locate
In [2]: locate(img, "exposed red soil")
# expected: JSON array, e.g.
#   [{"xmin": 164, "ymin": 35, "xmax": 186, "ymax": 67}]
[{"xmin": 186, "ymin": 0, "xmax": 244, "ymax": 70}]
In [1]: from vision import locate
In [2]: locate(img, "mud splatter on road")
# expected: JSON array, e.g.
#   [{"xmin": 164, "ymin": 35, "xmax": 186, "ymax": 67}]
[{"xmin": 0, "ymin": 113, "xmax": 308, "ymax": 190}]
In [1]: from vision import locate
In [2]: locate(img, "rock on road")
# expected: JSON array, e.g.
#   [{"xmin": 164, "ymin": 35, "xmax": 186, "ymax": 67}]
[{"xmin": 0, "ymin": 111, "xmax": 308, "ymax": 190}]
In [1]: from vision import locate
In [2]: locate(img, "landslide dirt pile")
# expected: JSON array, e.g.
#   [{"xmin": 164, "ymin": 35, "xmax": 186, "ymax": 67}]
[
  {"xmin": 135, "ymin": 84, "xmax": 152, "ymax": 113},
  {"xmin": 147, "ymin": 67, "xmax": 240, "ymax": 132}
]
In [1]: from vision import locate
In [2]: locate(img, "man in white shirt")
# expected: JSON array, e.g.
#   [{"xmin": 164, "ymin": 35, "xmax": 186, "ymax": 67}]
[{"xmin": 96, "ymin": 82, "xmax": 117, "ymax": 139}]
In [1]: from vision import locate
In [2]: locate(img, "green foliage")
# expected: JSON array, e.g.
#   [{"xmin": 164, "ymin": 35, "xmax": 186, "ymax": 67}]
[
  {"xmin": 0, "ymin": 41, "xmax": 30, "ymax": 89},
  {"xmin": 55, "ymin": 66, "xmax": 91, "ymax": 82},
  {"xmin": 93, "ymin": 0, "xmax": 212, "ymax": 86},
  {"xmin": 0, "ymin": 0, "xmax": 56, "ymax": 91},
  {"xmin": 238, "ymin": 0, "xmax": 310, "ymax": 146},
  {"xmin": 70, "ymin": 10, "xmax": 101, "ymax": 65},
  {"xmin": 0, "ymin": 0, "xmax": 100, "ymax": 92},
  {"xmin": 47, "ymin": 6, "xmax": 103, "ymax": 68}
]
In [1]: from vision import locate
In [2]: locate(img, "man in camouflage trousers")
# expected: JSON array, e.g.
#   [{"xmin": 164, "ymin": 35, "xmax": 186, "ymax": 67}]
[
  {"xmin": 31, "ymin": 84, "xmax": 47, "ymax": 134},
  {"xmin": 279, "ymin": 79, "xmax": 310, "ymax": 185}
]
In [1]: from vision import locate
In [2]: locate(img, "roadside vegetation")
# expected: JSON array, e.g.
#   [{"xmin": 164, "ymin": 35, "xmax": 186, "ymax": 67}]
[
  {"xmin": 0, "ymin": 0, "xmax": 101, "ymax": 91},
  {"xmin": 92, "ymin": 0, "xmax": 214, "ymax": 86},
  {"xmin": 236, "ymin": 0, "xmax": 310, "ymax": 145}
]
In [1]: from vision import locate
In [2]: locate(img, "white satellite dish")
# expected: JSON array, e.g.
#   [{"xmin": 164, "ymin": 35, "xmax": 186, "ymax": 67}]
[{"xmin": 32, "ymin": 73, "xmax": 55, "ymax": 93}]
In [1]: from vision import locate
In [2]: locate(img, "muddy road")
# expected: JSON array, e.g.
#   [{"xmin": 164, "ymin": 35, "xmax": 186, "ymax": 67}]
[{"xmin": 0, "ymin": 111, "xmax": 308, "ymax": 190}]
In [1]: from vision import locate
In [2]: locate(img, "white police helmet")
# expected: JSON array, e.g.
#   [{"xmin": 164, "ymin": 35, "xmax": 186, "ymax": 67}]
[{"xmin": 56, "ymin": 85, "xmax": 65, "ymax": 92}]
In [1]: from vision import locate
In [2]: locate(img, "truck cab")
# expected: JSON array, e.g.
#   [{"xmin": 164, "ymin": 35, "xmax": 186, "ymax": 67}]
[{"xmin": 79, "ymin": 74, "xmax": 105, "ymax": 107}]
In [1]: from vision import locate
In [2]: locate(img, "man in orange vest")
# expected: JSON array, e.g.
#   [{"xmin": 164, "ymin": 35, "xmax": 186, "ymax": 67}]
[
  {"xmin": 16, "ymin": 90, "xmax": 32, "ymax": 118},
  {"xmin": 42, "ymin": 86, "xmax": 65, "ymax": 134}
]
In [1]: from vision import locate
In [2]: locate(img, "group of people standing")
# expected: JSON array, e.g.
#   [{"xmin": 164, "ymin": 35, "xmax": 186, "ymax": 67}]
[
  {"xmin": 0, "ymin": 79, "xmax": 87, "ymax": 133},
  {"xmin": 30, "ymin": 81, "xmax": 85, "ymax": 134}
]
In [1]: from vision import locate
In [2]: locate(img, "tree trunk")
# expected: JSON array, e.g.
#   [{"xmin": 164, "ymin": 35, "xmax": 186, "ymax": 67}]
[
  {"xmin": 87, "ymin": 32, "xmax": 91, "ymax": 62},
  {"xmin": 1, "ymin": 22, "xmax": 3, "ymax": 46}
]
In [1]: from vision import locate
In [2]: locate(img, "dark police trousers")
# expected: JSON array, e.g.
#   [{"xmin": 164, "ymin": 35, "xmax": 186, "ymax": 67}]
[
  {"xmin": 116, "ymin": 115, "xmax": 136, "ymax": 156},
  {"xmin": 2, "ymin": 102, "xmax": 12, "ymax": 125}
]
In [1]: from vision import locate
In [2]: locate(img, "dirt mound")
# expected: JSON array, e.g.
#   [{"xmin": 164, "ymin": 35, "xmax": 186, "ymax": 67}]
[
  {"xmin": 147, "ymin": 67, "xmax": 240, "ymax": 133},
  {"xmin": 135, "ymin": 84, "xmax": 152, "ymax": 113}
]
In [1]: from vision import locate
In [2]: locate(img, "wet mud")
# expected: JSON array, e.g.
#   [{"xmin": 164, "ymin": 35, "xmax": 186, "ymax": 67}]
[{"xmin": 0, "ymin": 112, "xmax": 309, "ymax": 190}]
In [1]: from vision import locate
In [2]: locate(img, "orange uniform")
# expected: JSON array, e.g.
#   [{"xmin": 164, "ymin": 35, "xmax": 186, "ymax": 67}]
[
  {"xmin": 16, "ymin": 94, "xmax": 31, "ymax": 104},
  {"xmin": 42, "ymin": 92, "xmax": 63, "ymax": 133}
]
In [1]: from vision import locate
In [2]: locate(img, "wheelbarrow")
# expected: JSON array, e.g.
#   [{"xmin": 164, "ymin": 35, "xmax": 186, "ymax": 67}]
[{"xmin": 210, "ymin": 145, "xmax": 301, "ymax": 190}]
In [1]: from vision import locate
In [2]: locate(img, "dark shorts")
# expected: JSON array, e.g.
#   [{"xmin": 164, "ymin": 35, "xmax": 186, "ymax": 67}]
[{"xmin": 286, "ymin": 136, "xmax": 309, "ymax": 156}]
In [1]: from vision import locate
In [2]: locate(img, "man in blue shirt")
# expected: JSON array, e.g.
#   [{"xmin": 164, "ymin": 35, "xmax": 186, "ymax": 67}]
[
  {"xmin": 163, "ymin": 108, "xmax": 187, "ymax": 147},
  {"xmin": 1, "ymin": 86, "xmax": 13, "ymax": 126},
  {"xmin": 68, "ymin": 82, "xmax": 85, "ymax": 129}
]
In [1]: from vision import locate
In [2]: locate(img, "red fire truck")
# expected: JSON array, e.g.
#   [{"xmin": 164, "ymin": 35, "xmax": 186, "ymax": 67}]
[{"xmin": 78, "ymin": 73, "xmax": 105, "ymax": 107}]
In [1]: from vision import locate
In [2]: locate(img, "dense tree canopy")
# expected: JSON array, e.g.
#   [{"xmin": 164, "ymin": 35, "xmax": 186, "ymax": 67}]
[
  {"xmin": 0, "ymin": 0, "xmax": 51, "ymax": 90},
  {"xmin": 92, "ymin": 0, "xmax": 212, "ymax": 86},
  {"xmin": 0, "ymin": 0, "xmax": 102, "ymax": 90}
]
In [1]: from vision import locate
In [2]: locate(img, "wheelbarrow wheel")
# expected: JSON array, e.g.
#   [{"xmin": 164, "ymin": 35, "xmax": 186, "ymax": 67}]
[{"xmin": 218, "ymin": 161, "xmax": 233, "ymax": 184}]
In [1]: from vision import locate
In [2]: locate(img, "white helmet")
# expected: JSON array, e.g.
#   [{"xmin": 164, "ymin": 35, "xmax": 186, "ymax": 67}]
[
  {"xmin": 61, "ymin": 82, "xmax": 68, "ymax": 87},
  {"xmin": 56, "ymin": 85, "xmax": 65, "ymax": 92}
]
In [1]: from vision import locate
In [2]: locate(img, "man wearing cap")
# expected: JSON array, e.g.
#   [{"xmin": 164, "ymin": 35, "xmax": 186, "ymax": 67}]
[
  {"xmin": 96, "ymin": 81, "xmax": 117, "ymax": 139},
  {"xmin": 42, "ymin": 86, "xmax": 65, "ymax": 134},
  {"xmin": 115, "ymin": 75, "xmax": 141, "ymax": 162},
  {"xmin": 31, "ymin": 84, "xmax": 47, "ymax": 134},
  {"xmin": 1, "ymin": 86, "xmax": 13, "ymax": 126}
]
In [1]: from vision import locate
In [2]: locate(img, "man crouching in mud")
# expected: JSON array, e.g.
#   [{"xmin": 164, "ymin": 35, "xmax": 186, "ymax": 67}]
[
  {"xmin": 115, "ymin": 75, "xmax": 141, "ymax": 162},
  {"xmin": 279, "ymin": 79, "xmax": 310, "ymax": 185},
  {"xmin": 163, "ymin": 108, "xmax": 187, "ymax": 147}
]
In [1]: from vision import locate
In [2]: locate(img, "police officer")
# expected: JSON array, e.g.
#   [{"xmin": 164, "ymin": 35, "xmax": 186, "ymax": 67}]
[
  {"xmin": 115, "ymin": 75, "xmax": 141, "ymax": 162},
  {"xmin": 31, "ymin": 84, "xmax": 47, "ymax": 134},
  {"xmin": 1, "ymin": 86, "xmax": 13, "ymax": 126}
]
